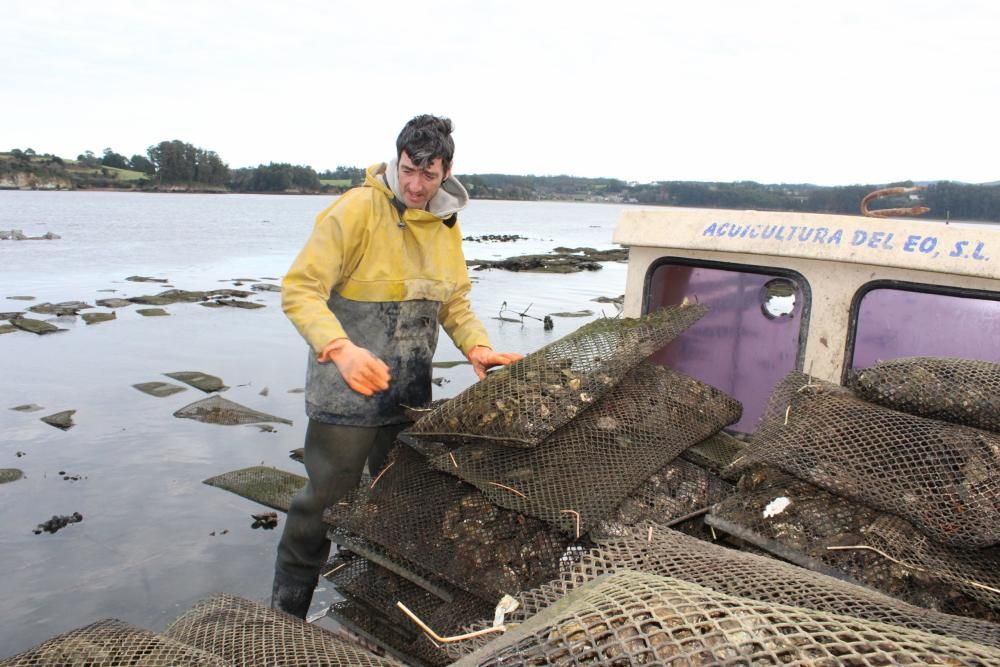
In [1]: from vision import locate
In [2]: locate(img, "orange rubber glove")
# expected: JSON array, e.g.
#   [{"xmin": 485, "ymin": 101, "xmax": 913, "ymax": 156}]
[
  {"xmin": 318, "ymin": 338, "xmax": 391, "ymax": 396},
  {"xmin": 466, "ymin": 345, "xmax": 524, "ymax": 380}
]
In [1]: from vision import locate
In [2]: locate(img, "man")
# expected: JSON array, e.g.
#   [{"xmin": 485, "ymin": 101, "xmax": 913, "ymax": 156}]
[{"xmin": 272, "ymin": 114, "xmax": 522, "ymax": 618}]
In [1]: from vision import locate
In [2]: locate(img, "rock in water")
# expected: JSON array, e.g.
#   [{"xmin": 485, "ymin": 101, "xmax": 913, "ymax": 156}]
[
  {"xmin": 10, "ymin": 404, "xmax": 44, "ymax": 412},
  {"xmin": 11, "ymin": 317, "xmax": 63, "ymax": 335},
  {"xmin": 41, "ymin": 410, "xmax": 76, "ymax": 430},
  {"xmin": 132, "ymin": 381, "xmax": 187, "ymax": 397},
  {"xmin": 95, "ymin": 298, "xmax": 133, "ymax": 308},
  {"xmin": 0, "ymin": 469, "xmax": 24, "ymax": 484},
  {"xmin": 125, "ymin": 275, "xmax": 168, "ymax": 283},
  {"xmin": 174, "ymin": 395, "xmax": 292, "ymax": 426},
  {"xmin": 165, "ymin": 371, "xmax": 228, "ymax": 393},
  {"xmin": 136, "ymin": 308, "xmax": 169, "ymax": 317},
  {"xmin": 81, "ymin": 312, "xmax": 116, "ymax": 325}
]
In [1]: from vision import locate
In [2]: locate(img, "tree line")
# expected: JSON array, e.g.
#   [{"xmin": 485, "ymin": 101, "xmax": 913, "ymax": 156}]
[{"xmin": 4, "ymin": 141, "xmax": 1000, "ymax": 222}]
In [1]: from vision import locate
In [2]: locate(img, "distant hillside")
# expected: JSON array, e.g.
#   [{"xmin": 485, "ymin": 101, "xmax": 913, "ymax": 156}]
[
  {"xmin": 3, "ymin": 146, "xmax": 999, "ymax": 222},
  {"xmin": 0, "ymin": 150, "xmax": 150, "ymax": 190}
]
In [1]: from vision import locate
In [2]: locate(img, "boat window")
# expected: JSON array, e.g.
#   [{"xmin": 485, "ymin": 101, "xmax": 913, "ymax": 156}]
[
  {"xmin": 848, "ymin": 284, "xmax": 1000, "ymax": 374},
  {"xmin": 645, "ymin": 261, "xmax": 808, "ymax": 433}
]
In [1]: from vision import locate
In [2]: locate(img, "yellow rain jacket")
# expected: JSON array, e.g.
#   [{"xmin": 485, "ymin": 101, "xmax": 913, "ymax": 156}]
[{"xmin": 282, "ymin": 162, "xmax": 491, "ymax": 425}]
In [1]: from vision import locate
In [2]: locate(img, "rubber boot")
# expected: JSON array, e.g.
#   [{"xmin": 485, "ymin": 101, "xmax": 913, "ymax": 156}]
[{"xmin": 270, "ymin": 570, "xmax": 315, "ymax": 619}]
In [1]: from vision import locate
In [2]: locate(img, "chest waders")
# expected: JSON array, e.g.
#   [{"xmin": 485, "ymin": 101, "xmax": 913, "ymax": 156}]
[{"xmin": 274, "ymin": 291, "xmax": 442, "ymax": 617}]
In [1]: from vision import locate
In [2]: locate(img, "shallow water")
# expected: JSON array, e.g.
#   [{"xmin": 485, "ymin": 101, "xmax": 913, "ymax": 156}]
[{"xmin": 0, "ymin": 191, "xmax": 629, "ymax": 655}]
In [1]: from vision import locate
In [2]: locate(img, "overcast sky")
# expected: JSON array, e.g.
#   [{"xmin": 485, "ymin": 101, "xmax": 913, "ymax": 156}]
[{"xmin": 3, "ymin": 1, "xmax": 998, "ymax": 185}]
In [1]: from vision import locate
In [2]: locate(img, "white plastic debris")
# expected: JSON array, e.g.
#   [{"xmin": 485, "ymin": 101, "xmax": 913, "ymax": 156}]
[
  {"xmin": 763, "ymin": 496, "xmax": 791, "ymax": 518},
  {"xmin": 493, "ymin": 594, "xmax": 519, "ymax": 628}
]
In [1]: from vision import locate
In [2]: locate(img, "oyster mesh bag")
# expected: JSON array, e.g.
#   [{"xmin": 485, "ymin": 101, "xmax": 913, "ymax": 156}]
[
  {"xmin": 596, "ymin": 457, "xmax": 734, "ymax": 536},
  {"xmin": 443, "ymin": 521, "xmax": 1000, "ymax": 661},
  {"xmin": 851, "ymin": 356, "xmax": 1000, "ymax": 433},
  {"xmin": 408, "ymin": 304, "xmax": 708, "ymax": 447},
  {"xmin": 202, "ymin": 465, "xmax": 306, "ymax": 512},
  {"xmin": 423, "ymin": 362, "xmax": 741, "ymax": 537},
  {"xmin": 453, "ymin": 570, "xmax": 1000, "ymax": 666},
  {"xmin": 323, "ymin": 443, "xmax": 577, "ymax": 601},
  {"xmin": 327, "ymin": 598, "xmax": 420, "ymax": 667},
  {"xmin": 680, "ymin": 429, "xmax": 745, "ymax": 478},
  {"xmin": 735, "ymin": 370, "xmax": 1000, "ymax": 548},
  {"xmin": 327, "ymin": 554, "xmax": 493, "ymax": 666},
  {"xmin": 709, "ymin": 465, "xmax": 1000, "ymax": 622},
  {"xmin": 0, "ymin": 619, "xmax": 229, "ymax": 667},
  {"xmin": 163, "ymin": 592, "xmax": 395, "ymax": 666}
]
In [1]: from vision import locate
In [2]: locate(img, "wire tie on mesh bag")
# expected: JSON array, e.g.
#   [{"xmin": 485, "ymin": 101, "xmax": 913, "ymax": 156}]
[
  {"xmin": 395, "ymin": 601, "xmax": 508, "ymax": 644},
  {"xmin": 369, "ymin": 461, "xmax": 394, "ymax": 489},
  {"xmin": 323, "ymin": 561, "xmax": 349, "ymax": 578},
  {"xmin": 449, "ymin": 452, "xmax": 458, "ymax": 468},
  {"xmin": 784, "ymin": 405, "xmax": 791, "ymax": 425},
  {"xmin": 647, "ymin": 525, "xmax": 654, "ymax": 543},
  {"xmin": 488, "ymin": 481, "xmax": 527, "ymax": 498},
  {"xmin": 561, "ymin": 509, "xmax": 581, "ymax": 539},
  {"xmin": 826, "ymin": 545, "xmax": 1000, "ymax": 595}
]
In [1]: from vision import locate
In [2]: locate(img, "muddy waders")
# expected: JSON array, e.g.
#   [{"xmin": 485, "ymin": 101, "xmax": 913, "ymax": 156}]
[
  {"xmin": 272, "ymin": 420, "xmax": 405, "ymax": 617},
  {"xmin": 272, "ymin": 295, "xmax": 439, "ymax": 617}
]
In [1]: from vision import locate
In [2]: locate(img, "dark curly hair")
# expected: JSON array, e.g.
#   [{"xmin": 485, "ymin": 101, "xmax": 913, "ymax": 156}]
[{"xmin": 396, "ymin": 115, "xmax": 455, "ymax": 171}]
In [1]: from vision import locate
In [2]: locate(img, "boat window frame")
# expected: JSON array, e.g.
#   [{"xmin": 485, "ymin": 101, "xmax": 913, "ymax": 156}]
[
  {"xmin": 642, "ymin": 255, "xmax": 812, "ymax": 370},
  {"xmin": 641, "ymin": 255, "xmax": 812, "ymax": 434},
  {"xmin": 843, "ymin": 279, "xmax": 1000, "ymax": 385}
]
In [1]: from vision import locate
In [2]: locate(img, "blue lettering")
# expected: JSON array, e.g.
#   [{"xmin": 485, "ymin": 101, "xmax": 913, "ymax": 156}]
[
  {"xmin": 903, "ymin": 234, "xmax": 921, "ymax": 252},
  {"xmin": 748, "ymin": 225, "xmax": 760, "ymax": 238},
  {"xmin": 868, "ymin": 231, "xmax": 887, "ymax": 249},
  {"xmin": 727, "ymin": 224, "xmax": 742, "ymax": 238},
  {"xmin": 775, "ymin": 226, "xmax": 787, "ymax": 241},
  {"xmin": 973, "ymin": 242, "xmax": 989, "ymax": 261},
  {"xmin": 814, "ymin": 228, "xmax": 828, "ymax": 244},
  {"xmin": 828, "ymin": 229, "xmax": 843, "ymax": 245},
  {"xmin": 883, "ymin": 232, "xmax": 894, "ymax": 249},
  {"xmin": 762, "ymin": 225, "xmax": 778, "ymax": 240},
  {"xmin": 717, "ymin": 223, "xmax": 730, "ymax": 236},
  {"xmin": 851, "ymin": 230, "xmax": 867, "ymax": 246},
  {"xmin": 919, "ymin": 237, "xmax": 937, "ymax": 253},
  {"xmin": 704, "ymin": 223, "xmax": 718, "ymax": 237},
  {"xmin": 798, "ymin": 227, "xmax": 814, "ymax": 242},
  {"xmin": 950, "ymin": 240, "xmax": 968, "ymax": 257}
]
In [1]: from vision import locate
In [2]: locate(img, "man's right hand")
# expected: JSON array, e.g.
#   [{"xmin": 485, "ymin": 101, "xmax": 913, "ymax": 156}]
[{"xmin": 318, "ymin": 338, "xmax": 391, "ymax": 397}]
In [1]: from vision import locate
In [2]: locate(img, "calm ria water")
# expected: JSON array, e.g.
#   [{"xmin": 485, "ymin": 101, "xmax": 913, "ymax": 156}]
[{"xmin": 0, "ymin": 190, "xmax": 629, "ymax": 656}]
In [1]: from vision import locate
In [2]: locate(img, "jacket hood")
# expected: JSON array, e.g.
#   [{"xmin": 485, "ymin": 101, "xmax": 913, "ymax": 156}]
[{"xmin": 368, "ymin": 160, "xmax": 469, "ymax": 220}]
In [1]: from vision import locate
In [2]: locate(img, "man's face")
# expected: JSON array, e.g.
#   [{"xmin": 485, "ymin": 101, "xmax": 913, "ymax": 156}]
[{"xmin": 397, "ymin": 151, "xmax": 449, "ymax": 210}]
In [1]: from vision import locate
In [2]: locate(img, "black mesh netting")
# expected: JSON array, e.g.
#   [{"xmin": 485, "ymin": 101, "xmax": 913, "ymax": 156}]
[
  {"xmin": 452, "ymin": 570, "xmax": 1000, "ymax": 666},
  {"xmin": 323, "ymin": 443, "xmax": 580, "ymax": 601},
  {"xmin": 327, "ymin": 598, "xmax": 424, "ymax": 667},
  {"xmin": 708, "ymin": 464, "xmax": 1000, "ymax": 623},
  {"xmin": 202, "ymin": 465, "xmax": 306, "ymax": 512},
  {"xmin": 326, "ymin": 553, "xmax": 494, "ymax": 666},
  {"xmin": 408, "ymin": 304, "xmax": 708, "ymax": 447},
  {"xmin": 733, "ymin": 370, "xmax": 1000, "ymax": 548},
  {"xmin": 419, "ymin": 362, "xmax": 741, "ymax": 537},
  {"xmin": 851, "ymin": 356, "xmax": 1000, "ymax": 433},
  {"xmin": 595, "ymin": 458, "xmax": 734, "ymax": 537},
  {"xmin": 0, "ymin": 619, "xmax": 228, "ymax": 667},
  {"xmin": 442, "ymin": 521, "xmax": 1000, "ymax": 661},
  {"xmin": 163, "ymin": 592, "xmax": 396, "ymax": 666},
  {"xmin": 679, "ymin": 430, "xmax": 745, "ymax": 478}
]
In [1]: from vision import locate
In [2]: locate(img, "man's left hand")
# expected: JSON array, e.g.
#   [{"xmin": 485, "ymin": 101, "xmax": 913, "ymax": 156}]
[{"xmin": 466, "ymin": 345, "xmax": 523, "ymax": 380}]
